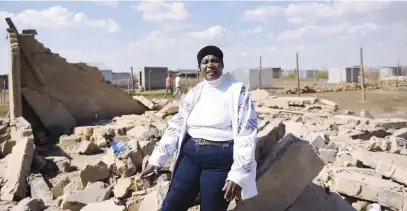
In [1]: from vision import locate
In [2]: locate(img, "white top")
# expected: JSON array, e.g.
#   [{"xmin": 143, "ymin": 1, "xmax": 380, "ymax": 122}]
[
  {"xmin": 175, "ymin": 76, "xmax": 181, "ymax": 88},
  {"xmin": 186, "ymin": 75, "xmax": 233, "ymax": 141}
]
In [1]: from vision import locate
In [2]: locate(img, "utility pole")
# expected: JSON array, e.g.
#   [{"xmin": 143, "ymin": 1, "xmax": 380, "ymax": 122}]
[
  {"xmin": 360, "ymin": 47, "xmax": 366, "ymax": 102},
  {"xmin": 396, "ymin": 60, "xmax": 400, "ymax": 87},
  {"xmin": 259, "ymin": 56, "xmax": 262, "ymax": 89},
  {"xmin": 296, "ymin": 52, "xmax": 300, "ymax": 96},
  {"xmin": 130, "ymin": 66, "xmax": 135, "ymax": 95}
]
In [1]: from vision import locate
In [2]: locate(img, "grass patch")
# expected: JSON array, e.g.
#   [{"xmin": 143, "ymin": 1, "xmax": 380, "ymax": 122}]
[{"xmin": 0, "ymin": 103, "xmax": 8, "ymax": 117}]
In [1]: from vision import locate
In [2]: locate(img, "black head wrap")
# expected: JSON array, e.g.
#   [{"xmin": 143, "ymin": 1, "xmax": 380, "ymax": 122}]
[{"xmin": 197, "ymin": 45, "xmax": 224, "ymax": 67}]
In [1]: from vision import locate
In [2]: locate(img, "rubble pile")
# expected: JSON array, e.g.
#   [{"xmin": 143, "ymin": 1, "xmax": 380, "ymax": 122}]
[
  {"xmin": 282, "ymin": 82, "xmax": 380, "ymax": 94},
  {"xmin": 1, "ymin": 92, "xmax": 407, "ymax": 211}
]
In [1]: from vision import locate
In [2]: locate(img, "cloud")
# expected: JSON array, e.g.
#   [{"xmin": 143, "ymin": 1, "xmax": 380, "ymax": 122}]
[
  {"xmin": 132, "ymin": 1, "xmax": 190, "ymax": 22},
  {"xmin": 128, "ymin": 31, "xmax": 176, "ymax": 51},
  {"xmin": 187, "ymin": 25, "xmax": 228, "ymax": 40},
  {"xmin": 243, "ymin": 1, "xmax": 392, "ymax": 24},
  {"xmin": 0, "ymin": 6, "xmax": 119, "ymax": 33},
  {"xmin": 277, "ymin": 22, "xmax": 380, "ymax": 41},
  {"xmin": 93, "ymin": 0, "xmax": 119, "ymax": 7},
  {"xmin": 238, "ymin": 26, "xmax": 262, "ymax": 36}
]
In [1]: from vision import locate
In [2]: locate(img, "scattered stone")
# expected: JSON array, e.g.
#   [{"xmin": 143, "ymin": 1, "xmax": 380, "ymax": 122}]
[
  {"xmin": 78, "ymin": 141, "xmax": 100, "ymax": 155},
  {"xmin": 79, "ymin": 161, "xmax": 110, "ymax": 187},
  {"xmin": 10, "ymin": 197, "xmax": 44, "ymax": 211},
  {"xmin": 28, "ymin": 174, "xmax": 53, "ymax": 206},
  {"xmin": 113, "ymin": 178, "xmax": 133, "ymax": 199},
  {"xmin": 81, "ymin": 199, "xmax": 126, "ymax": 211}
]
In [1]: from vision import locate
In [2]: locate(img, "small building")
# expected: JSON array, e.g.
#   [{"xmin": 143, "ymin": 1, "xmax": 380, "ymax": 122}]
[
  {"xmin": 87, "ymin": 63, "xmax": 113, "ymax": 82},
  {"xmin": 0, "ymin": 74, "xmax": 8, "ymax": 90},
  {"xmin": 328, "ymin": 66, "xmax": 360, "ymax": 84},
  {"xmin": 379, "ymin": 66, "xmax": 403, "ymax": 78},
  {"xmin": 111, "ymin": 72, "xmax": 131, "ymax": 89},
  {"xmin": 140, "ymin": 67, "xmax": 168, "ymax": 91},
  {"xmin": 173, "ymin": 69, "xmax": 199, "ymax": 78},
  {"xmin": 232, "ymin": 68, "xmax": 273, "ymax": 90},
  {"xmin": 300, "ymin": 70, "xmax": 316, "ymax": 80}
]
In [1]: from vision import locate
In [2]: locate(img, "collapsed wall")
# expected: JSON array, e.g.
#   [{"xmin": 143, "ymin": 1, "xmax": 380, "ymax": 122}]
[{"xmin": 8, "ymin": 29, "xmax": 146, "ymax": 137}]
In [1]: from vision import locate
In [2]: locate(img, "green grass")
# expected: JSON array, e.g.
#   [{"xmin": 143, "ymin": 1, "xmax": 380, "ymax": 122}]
[{"xmin": 0, "ymin": 103, "xmax": 8, "ymax": 117}]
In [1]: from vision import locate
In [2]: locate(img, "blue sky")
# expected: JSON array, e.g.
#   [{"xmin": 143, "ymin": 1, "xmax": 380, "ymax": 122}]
[{"xmin": 0, "ymin": 1, "xmax": 406, "ymax": 74}]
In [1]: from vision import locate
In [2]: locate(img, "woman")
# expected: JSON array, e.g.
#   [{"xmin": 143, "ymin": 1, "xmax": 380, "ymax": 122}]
[{"xmin": 140, "ymin": 45, "xmax": 258, "ymax": 211}]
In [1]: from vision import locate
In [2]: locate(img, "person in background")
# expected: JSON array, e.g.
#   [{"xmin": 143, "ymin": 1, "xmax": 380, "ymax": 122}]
[
  {"xmin": 164, "ymin": 73, "xmax": 173, "ymax": 98},
  {"xmin": 140, "ymin": 45, "xmax": 258, "ymax": 211},
  {"xmin": 173, "ymin": 73, "xmax": 182, "ymax": 97}
]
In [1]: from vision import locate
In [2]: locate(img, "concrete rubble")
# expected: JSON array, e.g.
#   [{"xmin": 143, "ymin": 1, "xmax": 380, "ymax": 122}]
[{"xmin": 3, "ymin": 21, "xmax": 407, "ymax": 211}]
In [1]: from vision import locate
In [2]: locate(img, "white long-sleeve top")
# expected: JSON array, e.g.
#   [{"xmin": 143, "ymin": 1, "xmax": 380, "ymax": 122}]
[
  {"xmin": 148, "ymin": 76, "xmax": 258, "ymax": 200},
  {"xmin": 186, "ymin": 75, "xmax": 233, "ymax": 141}
]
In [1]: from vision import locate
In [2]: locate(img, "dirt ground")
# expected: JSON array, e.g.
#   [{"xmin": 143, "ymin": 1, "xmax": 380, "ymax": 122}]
[{"xmin": 277, "ymin": 89, "xmax": 407, "ymax": 119}]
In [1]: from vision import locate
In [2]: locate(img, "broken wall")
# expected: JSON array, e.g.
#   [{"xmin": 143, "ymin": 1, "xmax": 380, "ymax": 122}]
[{"xmin": 9, "ymin": 31, "xmax": 146, "ymax": 137}]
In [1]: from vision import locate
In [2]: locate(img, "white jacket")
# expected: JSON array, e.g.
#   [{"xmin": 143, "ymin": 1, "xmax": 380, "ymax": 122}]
[{"xmin": 149, "ymin": 76, "xmax": 258, "ymax": 200}]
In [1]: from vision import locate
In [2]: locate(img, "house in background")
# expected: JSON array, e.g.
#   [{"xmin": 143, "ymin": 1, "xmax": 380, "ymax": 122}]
[
  {"xmin": 139, "ymin": 67, "xmax": 168, "ymax": 91},
  {"xmin": 87, "ymin": 63, "xmax": 113, "ymax": 83},
  {"xmin": 379, "ymin": 66, "xmax": 403, "ymax": 78},
  {"xmin": 233, "ymin": 68, "xmax": 273, "ymax": 90},
  {"xmin": 328, "ymin": 66, "xmax": 360, "ymax": 84},
  {"xmin": 112, "ymin": 72, "xmax": 132, "ymax": 88},
  {"xmin": 172, "ymin": 69, "xmax": 199, "ymax": 78}
]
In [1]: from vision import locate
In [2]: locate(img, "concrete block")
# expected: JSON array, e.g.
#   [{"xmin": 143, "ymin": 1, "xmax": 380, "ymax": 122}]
[
  {"xmin": 255, "ymin": 120, "xmax": 285, "ymax": 163},
  {"xmin": 133, "ymin": 95, "xmax": 156, "ymax": 110},
  {"xmin": 371, "ymin": 118, "xmax": 407, "ymax": 130},
  {"xmin": 236, "ymin": 133, "xmax": 325, "ymax": 211},
  {"xmin": 393, "ymin": 128, "xmax": 407, "ymax": 139},
  {"xmin": 333, "ymin": 171, "xmax": 404, "ymax": 210},
  {"xmin": 29, "ymin": 174, "xmax": 53, "ymax": 206},
  {"xmin": 79, "ymin": 160, "xmax": 110, "ymax": 187},
  {"xmin": 10, "ymin": 197, "xmax": 44, "ymax": 211},
  {"xmin": 61, "ymin": 181, "xmax": 111, "ymax": 211},
  {"xmin": 332, "ymin": 115, "xmax": 370, "ymax": 125},
  {"xmin": 81, "ymin": 199, "xmax": 126, "ymax": 211},
  {"xmin": 0, "ymin": 137, "xmax": 34, "ymax": 201}
]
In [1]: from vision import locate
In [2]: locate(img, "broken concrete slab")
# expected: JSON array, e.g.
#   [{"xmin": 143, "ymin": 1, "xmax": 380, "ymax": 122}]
[
  {"xmin": 255, "ymin": 119, "xmax": 285, "ymax": 163},
  {"xmin": 10, "ymin": 197, "xmax": 44, "ymax": 211},
  {"xmin": 133, "ymin": 95, "xmax": 156, "ymax": 110},
  {"xmin": 28, "ymin": 174, "xmax": 53, "ymax": 206},
  {"xmin": 81, "ymin": 199, "xmax": 126, "ymax": 211},
  {"xmin": 79, "ymin": 160, "xmax": 110, "ymax": 187},
  {"xmin": 392, "ymin": 128, "xmax": 407, "ymax": 139},
  {"xmin": 61, "ymin": 181, "xmax": 112, "ymax": 211},
  {"xmin": 371, "ymin": 118, "xmax": 407, "ymax": 130},
  {"xmin": 333, "ymin": 170, "xmax": 405, "ymax": 210},
  {"xmin": 286, "ymin": 183, "xmax": 355, "ymax": 211},
  {"xmin": 78, "ymin": 141, "xmax": 100, "ymax": 155},
  {"xmin": 138, "ymin": 190, "xmax": 160, "ymax": 211},
  {"xmin": 0, "ymin": 136, "xmax": 35, "ymax": 201},
  {"xmin": 236, "ymin": 133, "xmax": 325, "ymax": 211},
  {"xmin": 113, "ymin": 178, "xmax": 133, "ymax": 199},
  {"xmin": 332, "ymin": 115, "xmax": 370, "ymax": 125}
]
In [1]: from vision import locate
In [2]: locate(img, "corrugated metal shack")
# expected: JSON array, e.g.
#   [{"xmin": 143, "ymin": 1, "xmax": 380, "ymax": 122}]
[
  {"xmin": 328, "ymin": 66, "xmax": 360, "ymax": 84},
  {"xmin": 140, "ymin": 67, "xmax": 168, "ymax": 91},
  {"xmin": 379, "ymin": 67, "xmax": 403, "ymax": 78}
]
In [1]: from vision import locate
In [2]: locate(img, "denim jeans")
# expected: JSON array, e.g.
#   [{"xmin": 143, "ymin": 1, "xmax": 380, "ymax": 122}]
[{"xmin": 161, "ymin": 136, "xmax": 234, "ymax": 211}]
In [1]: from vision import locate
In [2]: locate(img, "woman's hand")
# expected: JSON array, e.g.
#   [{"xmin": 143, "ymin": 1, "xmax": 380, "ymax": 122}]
[
  {"xmin": 222, "ymin": 180, "xmax": 242, "ymax": 202},
  {"xmin": 140, "ymin": 164, "xmax": 160, "ymax": 181}
]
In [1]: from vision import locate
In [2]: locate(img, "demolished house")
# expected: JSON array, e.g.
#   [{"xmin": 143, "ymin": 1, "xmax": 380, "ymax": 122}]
[{"xmin": 1, "ymin": 18, "xmax": 407, "ymax": 211}]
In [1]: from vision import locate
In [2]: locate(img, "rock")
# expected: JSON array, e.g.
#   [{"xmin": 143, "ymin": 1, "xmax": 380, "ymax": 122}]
[
  {"xmin": 236, "ymin": 134, "xmax": 325, "ymax": 211},
  {"xmin": 73, "ymin": 126, "xmax": 97, "ymax": 137},
  {"xmin": 115, "ymin": 157, "xmax": 137, "ymax": 178},
  {"xmin": 250, "ymin": 89, "xmax": 270, "ymax": 102},
  {"xmin": 360, "ymin": 109, "xmax": 374, "ymax": 119},
  {"xmin": 393, "ymin": 128, "xmax": 407, "ymax": 139},
  {"xmin": 0, "ymin": 140, "xmax": 16, "ymax": 157},
  {"xmin": 51, "ymin": 175, "xmax": 71, "ymax": 198},
  {"xmin": 127, "ymin": 126, "xmax": 149, "ymax": 139},
  {"xmin": 81, "ymin": 199, "xmax": 126, "ymax": 211},
  {"xmin": 304, "ymin": 132, "xmax": 327, "ymax": 150},
  {"xmin": 138, "ymin": 190, "xmax": 160, "ymax": 211},
  {"xmin": 61, "ymin": 181, "xmax": 112, "ymax": 211},
  {"xmin": 10, "ymin": 197, "xmax": 44, "ymax": 211},
  {"xmin": 79, "ymin": 161, "xmax": 110, "ymax": 187},
  {"xmin": 113, "ymin": 178, "xmax": 133, "ymax": 199},
  {"xmin": 333, "ymin": 170, "xmax": 404, "ymax": 210},
  {"xmin": 78, "ymin": 141, "xmax": 100, "ymax": 155},
  {"xmin": 0, "ymin": 137, "xmax": 35, "ymax": 201},
  {"xmin": 371, "ymin": 118, "xmax": 407, "ymax": 130},
  {"xmin": 46, "ymin": 156, "xmax": 74, "ymax": 173},
  {"xmin": 318, "ymin": 148, "xmax": 338, "ymax": 164},
  {"xmin": 28, "ymin": 174, "xmax": 53, "ymax": 206},
  {"xmin": 332, "ymin": 115, "xmax": 370, "ymax": 125}
]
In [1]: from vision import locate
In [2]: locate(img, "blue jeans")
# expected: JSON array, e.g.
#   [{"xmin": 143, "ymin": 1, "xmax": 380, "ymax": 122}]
[{"xmin": 161, "ymin": 136, "xmax": 234, "ymax": 211}]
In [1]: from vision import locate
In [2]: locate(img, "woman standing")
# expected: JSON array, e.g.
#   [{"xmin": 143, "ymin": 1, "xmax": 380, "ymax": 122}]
[{"xmin": 141, "ymin": 45, "xmax": 258, "ymax": 211}]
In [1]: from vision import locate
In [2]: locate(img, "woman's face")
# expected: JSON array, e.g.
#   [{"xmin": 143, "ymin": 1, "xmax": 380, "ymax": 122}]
[{"xmin": 200, "ymin": 55, "xmax": 223, "ymax": 81}]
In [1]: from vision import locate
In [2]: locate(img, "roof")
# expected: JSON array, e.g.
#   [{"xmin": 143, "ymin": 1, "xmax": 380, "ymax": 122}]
[{"xmin": 174, "ymin": 69, "xmax": 198, "ymax": 73}]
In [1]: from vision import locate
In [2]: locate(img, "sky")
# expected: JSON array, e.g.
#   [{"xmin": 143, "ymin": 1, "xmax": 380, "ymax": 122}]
[{"xmin": 0, "ymin": 0, "xmax": 406, "ymax": 74}]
